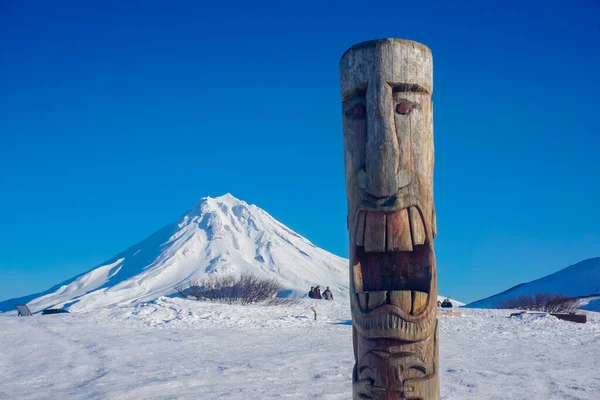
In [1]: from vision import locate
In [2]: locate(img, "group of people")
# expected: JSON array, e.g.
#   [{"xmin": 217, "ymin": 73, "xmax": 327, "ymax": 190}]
[
  {"xmin": 308, "ymin": 285, "xmax": 333, "ymax": 300},
  {"xmin": 438, "ymin": 298, "xmax": 453, "ymax": 308}
]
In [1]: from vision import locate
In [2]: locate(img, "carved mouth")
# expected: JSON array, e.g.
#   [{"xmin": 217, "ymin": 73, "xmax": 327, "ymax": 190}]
[
  {"xmin": 356, "ymin": 290, "xmax": 429, "ymax": 316},
  {"xmin": 355, "ymin": 206, "xmax": 427, "ymax": 252},
  {"xmin": 352, "ymin": 244, "xmax": 433, "ymax": 321},
  {"xmin": 351, "ymin": 206, "xmax": 435, "ymax": 339}
]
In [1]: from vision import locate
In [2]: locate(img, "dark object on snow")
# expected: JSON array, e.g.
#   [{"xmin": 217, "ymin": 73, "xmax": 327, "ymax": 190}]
[
  {"xmin": 510, "ymin": 311, "xmax": 587, "ymax": 324},
  {"xmin": 550, "ymin": 313, "xmax": 587, "ymax": 324},
  {"xmin": 440, "ymin": 299, "xmax": 453, "ymax": 308},
  {"xmin": 323, "ymin": 287, "xmax": 333, "ymax": 300},
  {"xmin": 308, "ymin": 287, "xmax": 316, "ymax": 299},
  {"xmin": 15, "ymin": 304, "xmax": 32, "ymax": 317},
  {"xmin": 41, "ymin": 308, "xmax": 70, "ymax": 315}
]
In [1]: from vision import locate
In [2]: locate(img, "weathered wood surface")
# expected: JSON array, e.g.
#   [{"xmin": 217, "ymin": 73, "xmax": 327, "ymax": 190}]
[
  {"xmin": 341, "ymin": 38, "xmax": 438, "ymax": 399},
  {"xmin": 386, "ymin": 209, "xmax": 413, "ymax": 252},
  {"xmin": 409, "ymin": 206, "xmax": 426, "ymax": 246},
  {"xmin": 364, "ymin": 212, "xmax": 386, "ymax": 252}
]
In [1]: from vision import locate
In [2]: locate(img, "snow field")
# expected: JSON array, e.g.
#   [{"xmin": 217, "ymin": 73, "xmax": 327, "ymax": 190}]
[{"xmin": 1, "ymin": 298, "xmax": 599, "ymax": 399}]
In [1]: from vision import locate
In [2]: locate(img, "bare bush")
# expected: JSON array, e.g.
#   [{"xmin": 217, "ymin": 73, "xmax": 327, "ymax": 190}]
[
  {"xmin": 496, "ymin": 292, "xmax": 578, "ymax": 313},
  {"xmin": 174, "ymin": 273, "xmax": 284, "ymax": 305},
  {"xmin": 545, "ymin": 295, "xmax": 579, "ymax": 313},
  {"xmin": 200, "ymin": 275, "xmax": 238, "ymax": 303},
  {"xmin": 175, "ymin": 279, "xmax": 203, "ymax": 299}
]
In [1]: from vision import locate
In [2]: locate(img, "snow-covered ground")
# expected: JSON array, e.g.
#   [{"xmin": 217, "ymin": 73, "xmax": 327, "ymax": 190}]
[{"xmin": 1, "ymin": 298, "xmax": 598, "ymax": 399}]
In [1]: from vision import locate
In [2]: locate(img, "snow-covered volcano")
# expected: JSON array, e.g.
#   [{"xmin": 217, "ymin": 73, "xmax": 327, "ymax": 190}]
[{"xmin": 0, "ymin": 194, "xmax": 349, "ymax": 313}]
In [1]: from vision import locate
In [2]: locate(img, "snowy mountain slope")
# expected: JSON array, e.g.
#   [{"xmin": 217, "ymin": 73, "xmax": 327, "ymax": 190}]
[
  {"xmin": 0, "ymin": 194, "xmax": 349, "ymax": 313},
  {"xmin": 578, "ymin": 295, "xmax": 600, "ymax": 312},
  {"xmin": 0, "ymin": 193, "xmax": 461, "ymax": 313},
  {"xmin": 466, "ymin": 257, "xmax": 600, "ymax": 309}
]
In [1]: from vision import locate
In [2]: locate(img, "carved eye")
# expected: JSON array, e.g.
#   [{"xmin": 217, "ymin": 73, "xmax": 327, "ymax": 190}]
[
  {"xmin": 352, "ymin": 104, "xmax": 366, "ymax": 118},
  {"xmin": 396, "ymin": 101, "xmax": 412, "ymax": 115}
]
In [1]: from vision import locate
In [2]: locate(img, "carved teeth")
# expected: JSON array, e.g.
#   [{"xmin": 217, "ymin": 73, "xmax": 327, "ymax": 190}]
[
  {"xmin": 357, "ymin": 292, "xmax": 368, "ymax": 309},
  {"xmin": 356, "ymin": 291, "xmax": 387, "ymax": 311},
  {"xmin": 360, "ymin": 206, "xmax": 427, "ymax": 253},
  {"xmin": 367, "ymin": 291, "xmax": 387, "ymax": 309},
  {"xmin": 409, "ymin": 206, "xmax": 426, "ymax": 246},
  {"xmin": 385, "ymin": 290, "xmax": 429, "ymax": 315},
  {"xmin": 355, "ymin": 211, "xmax": 366, "ymax": 246},
  {"xmin": 412, "ymin": 290, "xmax": 429, "ymax": 314},
  {"xmin": 364, "ymin": 212, "xmax": 386, "ymax": 252},
  {"xmin": 386, "ymin": 209, "xmax": 412, "ymax": 251},
  {"xmin": 389, "ymin": 290, "xmax": 412, "ymax": 313}
]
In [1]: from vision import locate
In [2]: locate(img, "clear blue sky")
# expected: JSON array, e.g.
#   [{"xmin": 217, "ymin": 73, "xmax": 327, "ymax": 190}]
[{"xmin": 1, "ymin": 0, "xmax": 599, "ymax": 303}]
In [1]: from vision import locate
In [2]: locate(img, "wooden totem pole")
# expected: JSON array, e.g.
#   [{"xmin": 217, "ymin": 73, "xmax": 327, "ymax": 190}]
[{"xmin": 340, "ymin": 38, "xmax": 438, "ymax": 399}]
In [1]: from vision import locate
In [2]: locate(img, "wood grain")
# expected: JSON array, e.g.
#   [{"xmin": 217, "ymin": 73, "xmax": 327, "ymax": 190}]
[
  {"xmin": 355, "ymin": 211, "xmax": 366, "ymax": 247},
  {"xmin": 386, "ymin": 209, "xmax": 413, "ymax": 251},
  {"xmin": 364, "ymin": 212, "xmax": 386, "ymax": 252},
  {"xmin": 409, "ymin": 206, "xmax": 426, "ymax": 246},
  {"xmin": 389, "ymin": 290, "xmax": 412, "ymax": 313},
  {"xmin": 413, "ymin": 291, "xmax": 428, "ymax": 314}
]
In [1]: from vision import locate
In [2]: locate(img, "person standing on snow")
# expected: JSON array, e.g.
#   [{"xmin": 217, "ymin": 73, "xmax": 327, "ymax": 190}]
[
  {"xmin": 308, "ymin": 287, "xmax": 316, "ymax": 298},
  {"xmin": 323, "ymin": 287, "xmax": 333, "ymax": 300},
  {"xmin": 315, "ymin": 286, "xmax": 322, "ymax": 299}
]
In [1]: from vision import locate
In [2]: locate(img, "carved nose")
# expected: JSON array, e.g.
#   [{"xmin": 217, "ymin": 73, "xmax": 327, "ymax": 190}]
[{"xmin": 360, "ymin": 80, "xmax": 410, "ymax": 198}]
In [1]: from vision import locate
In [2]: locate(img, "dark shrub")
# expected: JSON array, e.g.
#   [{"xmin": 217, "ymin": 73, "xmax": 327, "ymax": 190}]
[
  {"xmin": 175, "ymin": 273, "xmax": 285, "ymax": 305},
  {"xmin": 496, "ymin": 292, "xmax": 578, "ymax": 313}
]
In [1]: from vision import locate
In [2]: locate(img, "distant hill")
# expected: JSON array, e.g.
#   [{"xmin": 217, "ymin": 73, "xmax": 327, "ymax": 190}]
[{"xmin": 466, "ymin": 257, "xmax": 600, "ymax": 309}]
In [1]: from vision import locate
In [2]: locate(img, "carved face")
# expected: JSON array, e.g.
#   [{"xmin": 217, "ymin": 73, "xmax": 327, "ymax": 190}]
[
  {"xmin": 340, "ymin": 39, "xmax": 437, "ymax": 341},
  {"xmin": 353, "ymin": 322, "xmax": 439, "ymax": 399}
]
